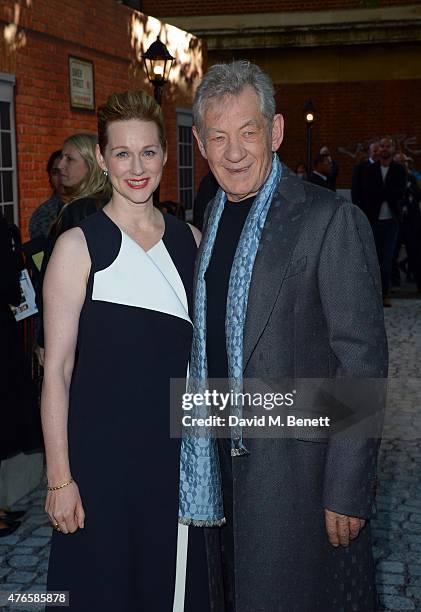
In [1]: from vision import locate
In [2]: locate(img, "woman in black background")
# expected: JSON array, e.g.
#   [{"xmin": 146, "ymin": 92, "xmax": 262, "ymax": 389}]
[{"xmin": 0, "ymin": 214, "xmax": 41, "ymax": 536}]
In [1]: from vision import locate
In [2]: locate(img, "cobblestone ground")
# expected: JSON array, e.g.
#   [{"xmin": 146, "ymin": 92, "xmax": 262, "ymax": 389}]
[
  {"xmin": 374, "ymin": 298, "xmax": 421, "ymax": 612},
  {"xmin": 0, "ymin": 299, "xmax": 420, "ymax": 611},
  {"xmin": 0, "ymin": 480, "xmax": 51, "ymax": 611}
]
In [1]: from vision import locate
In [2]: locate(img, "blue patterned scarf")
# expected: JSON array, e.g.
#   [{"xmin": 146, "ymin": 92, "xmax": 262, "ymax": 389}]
[{"xmin": 179, "ymin": 155, "xmax": 282, "ymax": 526}]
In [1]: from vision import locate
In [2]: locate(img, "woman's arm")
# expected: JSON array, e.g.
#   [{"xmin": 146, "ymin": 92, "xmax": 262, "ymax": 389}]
[{"xmin": 41, "ymin": 226, "xmax": 90, "ymax": 533}]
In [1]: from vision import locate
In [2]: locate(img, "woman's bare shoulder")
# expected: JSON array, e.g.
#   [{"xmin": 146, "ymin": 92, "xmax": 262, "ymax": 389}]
[
  {"xmin": 186, "ymin": 223, "xmax": 201, "ymax": 247},
  {"xmin": 53, "ymin": 227, "xmax": 88, "ymax": 254},
  {"xmin": 48, "ymin": 227, "xmax": 90, "ymax": 274}
]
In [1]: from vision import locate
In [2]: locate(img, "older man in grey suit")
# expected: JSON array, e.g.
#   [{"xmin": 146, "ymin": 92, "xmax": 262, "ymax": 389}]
[{"xmin": 179, "ymin": 61, "xmax": 387, "ymax": 611}]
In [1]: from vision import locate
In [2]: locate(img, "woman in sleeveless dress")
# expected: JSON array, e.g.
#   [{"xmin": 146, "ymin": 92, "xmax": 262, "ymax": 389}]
[{"xmin": 41, "ymin": 90, "xmax": 209, "ymax": 611}]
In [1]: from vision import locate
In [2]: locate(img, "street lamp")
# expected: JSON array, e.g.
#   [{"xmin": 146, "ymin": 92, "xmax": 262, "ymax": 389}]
[
  {"xmin": 142, "ymin": 36, "xmax": 174, "ymax": 106},
  {"xmin": 304, "ymin": 100, "xmax": 316, "ymax": 176},
  {"xmin": 142, "ymin": 37, "xmax": 174, "ymax": 203}
]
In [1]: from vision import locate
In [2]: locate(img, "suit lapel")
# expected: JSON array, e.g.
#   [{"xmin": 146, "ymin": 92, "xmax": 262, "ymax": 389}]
[
  {"xmin": 243, "ymin": 167, "xmax": 310, "ymax": 369},
  {"xmin": 375, "ymin": 162, "xmax": 384, "ymax": 187}
]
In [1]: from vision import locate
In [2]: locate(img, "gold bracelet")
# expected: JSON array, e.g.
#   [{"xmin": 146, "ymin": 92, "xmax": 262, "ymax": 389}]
[{"xmin": 47, "ymin": 477, "xmax": 74, "ymax": 491}]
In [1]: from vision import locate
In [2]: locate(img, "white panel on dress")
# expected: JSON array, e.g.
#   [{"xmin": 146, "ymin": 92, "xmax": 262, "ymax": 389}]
[
  {"xmin": 173, "ymin": 523, "xmax": 189, "ymax": 612},
  {"xmin": 94, "ymin": 226, "xmax": 192, "ymax": 611},
  {"xmin": 92, "ymin": 230, "xmax": 191, "ymax": 324},
  {"xmin": 147, "ymin": 240, "xmax": 189, "ymax": 313}
]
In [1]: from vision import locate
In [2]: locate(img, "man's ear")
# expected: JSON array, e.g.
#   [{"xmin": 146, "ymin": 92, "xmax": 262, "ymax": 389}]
[
  {"xmin": 192, "ymin": 126, "xmax": 207, "ymax": 160},
  {"xmin": 271, "ymin": 114, "xmax": 284, "ymax": 152},
  {"xmin": 95, "ymin": 144, "xmax": 107, "ymax": 172}
]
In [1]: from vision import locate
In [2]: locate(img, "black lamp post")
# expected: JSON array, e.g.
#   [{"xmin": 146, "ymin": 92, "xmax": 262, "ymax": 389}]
[
  {"xmin": 304, "ymin": 100, "xmax": 316, "ymax": 176},
  {"xmin": 142, "ymin": 37, "xmax": 174, "ymax": 106},
  {"xmin": 142, "ymin": 37, "xmax": 174, "ymax": 203}
]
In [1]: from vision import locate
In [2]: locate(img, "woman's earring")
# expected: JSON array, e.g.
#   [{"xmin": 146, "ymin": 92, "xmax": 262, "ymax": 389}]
[{"xmin": 103, "ymin": 169, "xmax": 108, "ymax": 177}]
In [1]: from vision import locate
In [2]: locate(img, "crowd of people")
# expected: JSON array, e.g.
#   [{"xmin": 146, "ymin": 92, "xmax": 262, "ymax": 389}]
[
  {"xmin": 294, "ymin": 139, "xmax": 421, "ymax": 307},
  {"xmin": 351, "ymin": 139, "xmax": 421, "ymax": 305},
  {"xmin": 0, "ymin": 58, "xmax": 418, "ymax": 611}
]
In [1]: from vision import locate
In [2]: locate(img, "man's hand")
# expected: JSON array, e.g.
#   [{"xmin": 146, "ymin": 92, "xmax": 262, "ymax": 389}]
[{"xmin": 324, "ymin": 508, "xmax": 365, "ymax": 547}]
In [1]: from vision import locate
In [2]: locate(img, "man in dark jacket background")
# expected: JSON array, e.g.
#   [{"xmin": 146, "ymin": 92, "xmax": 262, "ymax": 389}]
[
  {"xmin": 358, "ymin": 137, "xmax": 406, "ymax": 306},
  {"xmin": 308, "ymin": 153, "xmax": 335, "ymax": 191},
  {"xmin": 351, "ymin": 139, "xmax": 380, "ymax": 208}
]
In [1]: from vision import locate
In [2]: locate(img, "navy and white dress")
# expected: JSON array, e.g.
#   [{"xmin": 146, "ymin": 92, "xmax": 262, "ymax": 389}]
[{"xmin": 47, "ymin": 209, "xmax": 209, "ymax": 611}]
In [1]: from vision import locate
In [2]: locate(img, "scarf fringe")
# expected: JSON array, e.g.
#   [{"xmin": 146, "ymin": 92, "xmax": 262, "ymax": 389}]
[
  {"xmin": 231, "ymin": 446, "xmax": 250, "ymax": 457},
  {"xmin": 178, "ymin": 516, "xmax": 226, "ymax": 527}
]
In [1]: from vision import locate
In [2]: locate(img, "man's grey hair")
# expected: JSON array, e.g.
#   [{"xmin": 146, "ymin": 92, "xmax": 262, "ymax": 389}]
[{"xmin": 193, "ymin": 60, "xmax": 276, "ymax": 140}]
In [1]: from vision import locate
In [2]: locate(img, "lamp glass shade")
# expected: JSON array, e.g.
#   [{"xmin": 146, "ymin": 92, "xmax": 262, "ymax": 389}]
[
  {"xmin": 142, "ymin": 38, "xmax": 174, "ymax": 85},
  {"xmin": 303, "ymin": 100, "xmax": 316, "ymax": 124},
  {"xmin": 144, "ymin": 57, "xmax": 173, "ymax": 84}
]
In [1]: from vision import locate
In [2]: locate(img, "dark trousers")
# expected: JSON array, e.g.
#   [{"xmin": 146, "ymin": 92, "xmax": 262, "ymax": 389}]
[
  {"xmin": 372, "ymin": 219, "xmax": 399, "ymax": 296},
  {"xmin": 392, "ymin": 228, "xmax": 402, "ymax": 286},
  {"xmin": 213, "ymin": 437, "xmax": 236, "ymax": 612},
  {"xmin": 402, "ymin": 219, "xmax": 421, "ymax": 289}
]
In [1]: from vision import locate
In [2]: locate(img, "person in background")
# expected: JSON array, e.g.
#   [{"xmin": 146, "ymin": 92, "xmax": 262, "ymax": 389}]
[
  {"xmin": 30, "ymin": 151, "xmax": 66, "ymax": 366},
  {"xmin": 394, "ymin": 152, "xmax": 421, "ymax": 292},
  {"xmin": 320, "ymin": 145, "xmax": 338, "ymax": 190},
  {"xmin": 308, "ymin": 153, "xmax": 334, "ymax": 190},
  {"xmin": 35, "ymin": 134, "xmax": 111, "ymax": 363},
  {"xmin": 159, "ymin": 200, "xmax": 178, "ymax": 216},
  {"xmin": 409, "ymin": 160, "xmax": 421, "ymax": 184},
  {"xmin": 158, "ymin": 200, "xmax": 186, "ymax": 219},
  {"xmin": 360, "ymin": 137, "xmax": 406, "ymax": 307},
  {"xmin": 0, "ymin": 213, "xmax": 23, "ymax": 537},
  {"xmin": 192, "ymin": 170, "xmax": 219, "ymax": 230},
  {"xmin": 0, "ymin": 214, "xmax": 41, "ymax": 536},
  {"xmin": 29, "ymin": 151, "xmax": 66, "ymax": 241},
  {"xmin": 294, "ymin": 161, "xmax": 307, "ymax": 180},
  {"xmin": 351, "ymin": 140, "xmax": 380, "ymax": 209},
  {"xmin": 49, "ymin": 133, "xmax": 111, "ymax": 245}
]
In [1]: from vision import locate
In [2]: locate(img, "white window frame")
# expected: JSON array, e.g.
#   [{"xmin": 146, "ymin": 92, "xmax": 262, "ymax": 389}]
[
  {"xmin": 176, "ymin": 109, "xmax": 194, "ymax": 221},
  {"xmin": 0, "ymin": 73, "xmax": 18, "ymax": 225}
]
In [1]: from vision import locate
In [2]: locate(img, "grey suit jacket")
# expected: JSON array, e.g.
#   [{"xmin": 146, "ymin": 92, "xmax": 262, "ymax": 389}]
[{"xmin": 197, "ymin": 164, "xmax": 388, "ymax": 518}]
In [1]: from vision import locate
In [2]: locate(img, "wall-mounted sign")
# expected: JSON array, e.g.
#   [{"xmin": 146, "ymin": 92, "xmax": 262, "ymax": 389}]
[{"xmin": 69, "ymin": 56, "xmax": 95, "ymax": 111}]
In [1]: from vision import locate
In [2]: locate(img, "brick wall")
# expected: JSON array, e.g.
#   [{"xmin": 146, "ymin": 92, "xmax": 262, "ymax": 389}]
[
  {"xmin": 2, "ymin": 0, "xmax": 418, "ymax": 234},
  {"xmin": 0, "ymin": 0, "xmax": 207, "ymax": 238},
  {"xmin": 276, "ymin": 78, "xmax": 421, "ymax": 188},
  {"xmin": 142, "ymin": 0, "xmax": 414, "ymax": 17}
]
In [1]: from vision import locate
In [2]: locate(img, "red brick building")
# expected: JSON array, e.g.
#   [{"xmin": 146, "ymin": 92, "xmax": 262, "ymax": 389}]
[
  {"xmin": 145, "ymin": 0, "xmax": 421, "ymax": 191},
  {"xmin": 1, "ymin": 0, "xmax": 420, "ymax": 229},
  {"xmin": 0, "ymin": 0, "xmax": 207, "ymax": 237}
]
